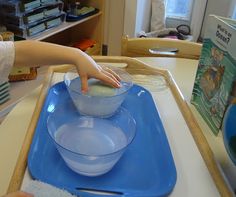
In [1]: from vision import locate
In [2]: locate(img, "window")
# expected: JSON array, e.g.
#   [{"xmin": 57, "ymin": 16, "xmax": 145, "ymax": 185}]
[
  {"xmin": 165, "ymin": 0, "xmax": 194, "ymax": 21},
  {"xmin": 164, "ymin": 0, "xmax": 207, "ymax": 41}
]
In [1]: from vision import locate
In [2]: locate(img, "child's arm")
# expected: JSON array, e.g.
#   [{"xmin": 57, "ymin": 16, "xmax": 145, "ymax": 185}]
[{"xmin": 14, "ymin": 40, "xmax": 120, "ymax": 92}]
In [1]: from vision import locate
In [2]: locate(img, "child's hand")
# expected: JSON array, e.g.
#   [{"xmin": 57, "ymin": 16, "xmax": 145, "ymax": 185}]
[{"xmin": 75, "ymin": 55, "xmax": 121, "ymax": 93}]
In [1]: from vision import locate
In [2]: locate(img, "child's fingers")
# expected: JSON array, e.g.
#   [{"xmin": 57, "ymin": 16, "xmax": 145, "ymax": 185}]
[
  {"xmin": 101, "ymin": 66, "xmax": 121, "ymax": 81},
  {"xmin": 79, "ymin": 74, "xmax": 88, "ymax": 93},
  {"xmin": 101, "ymin": 69, "xmax": 121, "ymax": 85},
  {"xmin": 96, "ymin": 73, "xmax": 121, "ymax": 88}
]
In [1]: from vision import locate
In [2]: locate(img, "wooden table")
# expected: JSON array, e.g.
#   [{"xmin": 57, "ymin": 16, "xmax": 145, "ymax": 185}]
[{"xmin": 0, "ymin": 57, "xmax": 235, "ymax": 196}]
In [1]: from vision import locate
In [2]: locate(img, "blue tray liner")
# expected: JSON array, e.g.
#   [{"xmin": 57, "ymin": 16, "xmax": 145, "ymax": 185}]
[{"xmin": 28, "ymin": 82, "xmax": 177, "ymax": 197}]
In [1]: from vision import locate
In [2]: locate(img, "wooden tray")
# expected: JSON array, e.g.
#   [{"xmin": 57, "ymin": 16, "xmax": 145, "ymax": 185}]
[{"xmin": 7, "ymin": 56, "xmax": 232, "ymax": 197}]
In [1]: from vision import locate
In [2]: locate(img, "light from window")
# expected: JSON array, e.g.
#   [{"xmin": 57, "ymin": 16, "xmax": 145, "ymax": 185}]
[
  {"xmin": 165, "ymin": 0, "xmax": 194, "ymax": 20},
  {"xmin": 232, "ymin": 6, "xmax": 236, "ymax": 19}
]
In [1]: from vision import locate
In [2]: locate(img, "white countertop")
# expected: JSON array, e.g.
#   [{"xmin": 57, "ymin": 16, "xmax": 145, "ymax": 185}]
[{"xmin": 0, "ymin": 67, "xmax": 48, "ymax": 121}]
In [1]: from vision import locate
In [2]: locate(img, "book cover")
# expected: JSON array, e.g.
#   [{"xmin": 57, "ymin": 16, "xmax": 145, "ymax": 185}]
[{"xmin": 191, "ymin": 15, "xmax": 236, "ymax": 135}]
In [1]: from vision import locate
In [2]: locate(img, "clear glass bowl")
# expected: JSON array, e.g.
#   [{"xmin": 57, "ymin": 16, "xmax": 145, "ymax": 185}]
[
  {"xmin": 47, "ymin": 105, "xmax": 136, "ymax": 176},
  {"xmin": 64, "ymin": 67, "xmax": 133, "ymax": 118},
  {"xmin": 222, "ymin": 104, "xmax": 236, "ymax": 165}
]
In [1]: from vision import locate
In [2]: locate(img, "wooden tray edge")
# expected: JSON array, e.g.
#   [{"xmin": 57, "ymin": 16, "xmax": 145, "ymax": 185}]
[{"xmin": 7, "ymin": 57, "xmax": 233, "ymax": 197}]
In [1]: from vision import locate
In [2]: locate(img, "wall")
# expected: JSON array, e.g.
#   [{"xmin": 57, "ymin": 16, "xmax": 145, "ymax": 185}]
[
  {"xmin": 124, "ymin": 0, "xmax": 151, "ymax": 37},
  {"xmin": 135, "ymin": 0, "xmax": 152, "ymax": 36},
  {"xmin": 103, "ymin": 0, "xmax": 125, "ymax": 55},
  {"xmin": 123, "ymin": 0, "xmax": 138, "ymax": 37},
  {"xmin": 104, "ymin": 0, "xmax": 151, "ymax": 55},
  {"xmin": 190, "ymin": 0, "xmax": 208, "ymax": 41}
]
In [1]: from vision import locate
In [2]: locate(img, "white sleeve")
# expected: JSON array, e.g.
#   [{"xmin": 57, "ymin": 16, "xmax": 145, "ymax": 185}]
[{"xmin": 0, "ymin": 41, "xmax": 15, "ymax": 83}]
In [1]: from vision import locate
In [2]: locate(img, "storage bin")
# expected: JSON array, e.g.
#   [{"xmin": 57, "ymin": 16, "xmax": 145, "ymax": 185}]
[
  {"xmin": 0, "ymin": 0, "xmax": 64, "ymax": 38},
  {"xmin": 45, "ymin": 13, "xmax": 66, "ymax": 29},
  {"xmin": 5, "ymin": 13, "xmax": 65, "ymax": 38},
  {"xmin": 3, "ymin": 2, "xmax": 63, "ymax": 27},
  {"xmin": 0, "ymin": 0, "xmax": 41, "ymax": 15}
]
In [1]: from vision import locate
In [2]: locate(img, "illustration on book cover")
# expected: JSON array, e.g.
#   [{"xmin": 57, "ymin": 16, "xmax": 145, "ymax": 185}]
[{"xmin": 191, "ymin": 15, "xmax": 236, "ymax": 135}]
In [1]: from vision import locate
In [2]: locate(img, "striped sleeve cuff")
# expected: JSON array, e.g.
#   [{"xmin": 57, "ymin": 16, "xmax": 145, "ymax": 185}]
[{"xmin": 0, "ymin": 41, "xmax": 15, "ymax": 84}]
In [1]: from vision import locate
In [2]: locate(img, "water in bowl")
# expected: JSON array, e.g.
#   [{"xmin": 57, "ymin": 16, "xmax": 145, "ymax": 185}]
[
  {"xmin": 68, "ymin": 78, "xmax": 132, "ymax": 117},
  {"xmin": 87, "ymin": 80, "xmax": 117, "ymax": 97},
  {"xmin": 54, "ymin": 118, "xmax": 128, "ymax": 176},
  {"xmin": 70, "ymin": 78, "xmax": 131, "ymax": 97}
]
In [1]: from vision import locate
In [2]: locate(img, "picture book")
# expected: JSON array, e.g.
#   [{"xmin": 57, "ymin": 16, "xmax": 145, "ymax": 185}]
[{"xmin": 191, "ymin": 15, "xmax": 236, "ymax": 135}]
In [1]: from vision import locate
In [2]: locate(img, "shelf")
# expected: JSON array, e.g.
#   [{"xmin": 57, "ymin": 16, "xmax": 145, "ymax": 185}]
[{"xmin": 29, "ymin": 11, "xmax": 102, "ymax": 41}]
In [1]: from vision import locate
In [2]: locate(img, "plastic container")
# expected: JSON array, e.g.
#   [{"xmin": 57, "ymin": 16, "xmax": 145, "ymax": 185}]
[
  {"xmin": 47, "ymin": 105, "xmax": 136, "ymax": 176},
  {"xmin": 6, "ymin": 22, "xmax": 46, "ymax": 37},
  {"xmin": 45, "ymin": 13, "xmax": 65, "ymax": 29},
  {"xmin": 1, "ymin": 2, "xmax": 64, "ymax": 27},
  {"xmin": 0, "ymin": 0, "xmax": 41, "ymax": 15},
  {"xmin": 64, "ymin": 67, "xmax": 133, "ymax": 118},
  {"xmin": 5, "ymin": 12, "xmax": 65, "ymax": 38},
  {"xmin": 44, "ymin": 4, "xmax": 63, "ymax": 17},
  {"xmin": 0, "ymin": 0, "xmax": 61, "ymax": 15},
  {"xmin": 41, "ymin": 0, "xmax": 59, "ymax": 5},
  {"xmin": 4, "ymin": 11, "xmax": 45, "ymax": 27}
]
